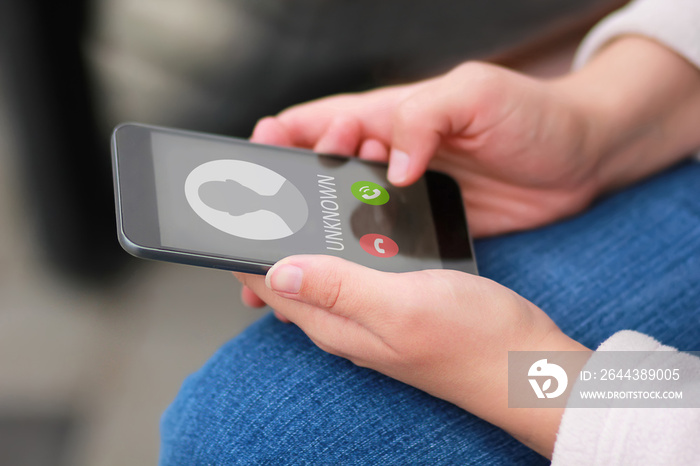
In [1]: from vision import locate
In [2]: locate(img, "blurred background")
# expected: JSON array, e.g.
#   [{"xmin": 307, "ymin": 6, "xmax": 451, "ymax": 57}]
[{"xmin": 0, "ymin": 0, "xmax": 624, "ymax": 464}]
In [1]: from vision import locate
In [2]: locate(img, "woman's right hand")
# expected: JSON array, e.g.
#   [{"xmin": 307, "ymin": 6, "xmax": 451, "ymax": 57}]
[
  {"xmin": 252, "ymin": 61, "xmax": 604, "ymax": 238},
  {"xmin": 252, "ymin": 37, "xmax": 700, "ymax": 239}
]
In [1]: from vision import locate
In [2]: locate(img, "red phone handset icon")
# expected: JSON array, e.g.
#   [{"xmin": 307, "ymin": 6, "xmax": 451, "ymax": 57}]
[
  {"xmin": 374, "ymin": 238, "xmax": 385, "ymax": 254},
  {"xmin": 360, "ymin": 234, "xmax": 398, "ymax": 258}
]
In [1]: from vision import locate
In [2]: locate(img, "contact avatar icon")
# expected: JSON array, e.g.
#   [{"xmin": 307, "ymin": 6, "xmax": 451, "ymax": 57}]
[{"xmin": 185, "ymin": 160, "xmax": 309, "ymax": 240}]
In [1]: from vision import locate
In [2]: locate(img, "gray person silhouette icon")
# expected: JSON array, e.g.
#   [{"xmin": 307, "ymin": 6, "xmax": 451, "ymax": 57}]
[
  {"xmin": 198, "ymin": 179, "xmax": 308, "ymax": 234},
  {"xmin": 185, "ymin": 159, "xmax": 309, "ymax": 240}
]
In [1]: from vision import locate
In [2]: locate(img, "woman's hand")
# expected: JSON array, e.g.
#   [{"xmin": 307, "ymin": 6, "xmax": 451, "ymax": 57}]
[
  {"xmin": 252, "ymin": 62, "xmax": 602, "ymax": 238},
  {"xmin": 235, "ymin": 255, "xmax": 588, "ymax": 458},
  {"xmin": 252, "ymin": 37, "xmax": 700, "ymax": 239}
]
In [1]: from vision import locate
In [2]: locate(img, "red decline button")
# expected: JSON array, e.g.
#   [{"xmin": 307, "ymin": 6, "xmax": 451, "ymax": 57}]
[{"xmin": 360, "ymin": 234, "xmax": 399, "ymax": 258}]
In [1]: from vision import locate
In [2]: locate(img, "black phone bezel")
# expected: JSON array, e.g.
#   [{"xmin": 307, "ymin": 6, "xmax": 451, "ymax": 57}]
[
  {"xmin": 112, "ymin": 123, "xmax": 160, "ymax": 248},
  {"xmin": 424, "ymin": 170, "xmax": 476, "ymax": 272},
  {"xmin": 111, "ymin": 123, "xmax": 477, "ymax": 275}
]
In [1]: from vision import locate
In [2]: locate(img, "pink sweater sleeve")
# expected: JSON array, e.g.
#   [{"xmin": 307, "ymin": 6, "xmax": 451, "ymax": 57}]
[
  {"xmin": 573, "ymin": 0, "xmax": 700, "ymax": 70},
  {"xmin": 552, "ymin": 331, "xmax": 700, "ymax": 465}
]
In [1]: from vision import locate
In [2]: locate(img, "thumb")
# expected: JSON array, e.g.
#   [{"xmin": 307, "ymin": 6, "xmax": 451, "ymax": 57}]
[{"xmin": 264, "ymin": 255, "xmax": 403, "ymax": 327}]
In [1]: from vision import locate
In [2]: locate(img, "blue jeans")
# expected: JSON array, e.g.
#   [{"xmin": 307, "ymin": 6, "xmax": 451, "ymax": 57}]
[{"xmin": 160, "ymin": 161, "xmax": 700, "ymax": 465}]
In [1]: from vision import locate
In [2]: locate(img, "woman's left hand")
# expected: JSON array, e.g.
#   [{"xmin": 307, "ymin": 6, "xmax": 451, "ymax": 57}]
[{"xmin": 235, "ymin": 255, "xmax": 588, "ymax": 458}]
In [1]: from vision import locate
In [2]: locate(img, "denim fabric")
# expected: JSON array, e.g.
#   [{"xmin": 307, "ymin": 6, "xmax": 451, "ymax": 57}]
[{"xmin": 160, "ymin": 161, "xmax": 700, "ymax": 465}]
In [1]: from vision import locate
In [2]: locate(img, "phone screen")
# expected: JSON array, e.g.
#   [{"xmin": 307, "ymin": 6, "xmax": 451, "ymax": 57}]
[{"xmin": 113, "ymin": 124, "xmax": 476, "ymax": 274}]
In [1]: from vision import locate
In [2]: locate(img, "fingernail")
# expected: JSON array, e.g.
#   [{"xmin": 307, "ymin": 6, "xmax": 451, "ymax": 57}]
[
  {"xmin": 266, "ymin": 263, "xmax": 303, "ymax": 294},
  {"xmin": 388, "ymin": 148, "xmax": 409, "ymax": 184}
]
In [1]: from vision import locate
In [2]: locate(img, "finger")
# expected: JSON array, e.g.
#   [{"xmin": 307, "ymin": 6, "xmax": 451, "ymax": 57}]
[
  {"xmin": 235, "ymin": 273, "xmax": 292, "ymax": 323},
  {"xmin": 276, "ymin": 87, "xmax": 400, "ymax": 150},
  {"xmin": 250, "ymin": 116, "xmax": 294, "ymax": 146},
  {"xmin": 358, "ymin": 138, "xmax": 389, "ymax": 162},
  {"xmin": 263, "ymin": 255, "xmax": 409, "ymax": 328},
  {"xmin": 241, "ymin": 285, "xmax": 267, "ymax": 308},
  {"xmin": 236, "ymin": 261, "xmax": 395, "ymax": 360},
  {"xmin": 387, "ymin": 68, "xmax": 479, "ymax": 186},
  {"xmin": 313, "ymin": 116, "xmax": 363, "ymax": 156},
  {"xmin": 277, "ymin": 99, "xmax": 350, "ymax": 149},
  {"xmin": 234, "ymin": 271, "xmax": 303, "ymax": 324},
  {"xmin": 387, "ymin": 94, "xmax": 448, "ymax": 186}
]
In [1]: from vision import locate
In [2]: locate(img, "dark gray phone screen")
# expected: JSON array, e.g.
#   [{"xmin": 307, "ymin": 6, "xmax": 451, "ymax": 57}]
[{"xmin": 151, "ymin": 131, "xmax": 443, "ymax": 272}]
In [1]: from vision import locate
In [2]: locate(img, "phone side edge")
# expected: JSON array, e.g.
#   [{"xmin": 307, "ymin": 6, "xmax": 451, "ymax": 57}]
[
  {"xmin": 116, "ymin": 235, "xmax": 273, "ymax": 275},
  {"xmin": 110, "ymin": 125, "xmax": 128, "ymax": 259}
]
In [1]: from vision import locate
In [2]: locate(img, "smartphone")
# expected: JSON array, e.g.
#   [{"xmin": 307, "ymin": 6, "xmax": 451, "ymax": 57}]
[{"xmin": 111, "ymin": 123, "xmax": 477, "ymax": 275}]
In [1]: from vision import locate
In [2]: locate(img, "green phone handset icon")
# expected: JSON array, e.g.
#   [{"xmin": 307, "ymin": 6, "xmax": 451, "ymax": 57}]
[
  {"xmin": 362, "ymin": 188, "xmax": 381, "ymax": 200},
  {"xmin": 351, "ymin": 181, "xmax": 390, "ymax": 205}
]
